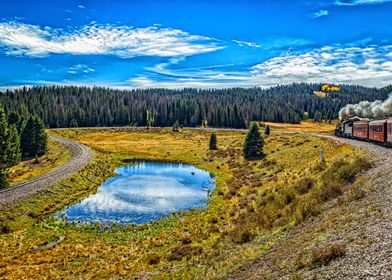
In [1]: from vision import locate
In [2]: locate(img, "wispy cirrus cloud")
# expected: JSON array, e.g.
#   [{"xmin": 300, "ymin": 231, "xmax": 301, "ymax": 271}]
[
  {"xmin": 0, "ymin": 21, "xmax": 223, "ymax": 58},
  {"xmin": 310, "ymin": 9, "xmax": 329, "ymax": 18},
  {"xmin": 335, "ymin": 0, "xmax": 392, "ymax": 6},
  {"xmin": 232, "ymin": 40, "xmax": 261, "ymax": 48},
  {"xmin": 68, "ymin": 64, "xmax": 95, "ymax": 74}
]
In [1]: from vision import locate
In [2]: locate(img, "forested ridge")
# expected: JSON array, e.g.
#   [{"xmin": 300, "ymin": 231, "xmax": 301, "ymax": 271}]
[{"xmin": 0, "ymin": 83, "xmax": 390, "ymax": 128}]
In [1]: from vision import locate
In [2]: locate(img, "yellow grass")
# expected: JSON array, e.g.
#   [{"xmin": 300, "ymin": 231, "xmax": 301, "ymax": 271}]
[
  {"xmin": 263, "ymin": 120, "xmax": 338, "ymax": 133},
  {"xmin": 0, "ymin": 128, "xmax": 369, "ymax": 279},
  {"xmin": 9, "ymin": 139, "xmax": 72, "ymax": 184}
]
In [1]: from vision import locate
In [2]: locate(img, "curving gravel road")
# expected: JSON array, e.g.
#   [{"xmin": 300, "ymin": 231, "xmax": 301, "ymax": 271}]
[
  {"xmin": 227, "ymin": 134, "xmax": 392, "ymax": 280},
  {"xmin": 0, "ymin": 136, "xmax": 93, "ymax": 208}
]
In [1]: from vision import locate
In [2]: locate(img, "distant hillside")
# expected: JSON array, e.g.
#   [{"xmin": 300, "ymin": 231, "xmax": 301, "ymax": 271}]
[
  {"xmin": 0, "ymin": 83, "xmax": 388, "ymax": 128},
  {"xmin": 381, "ymin": 84, "xmax": 392, "ymax": 94}
]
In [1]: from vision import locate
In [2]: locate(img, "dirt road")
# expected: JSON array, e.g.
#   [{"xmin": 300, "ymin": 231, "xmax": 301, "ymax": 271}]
[{"xmin": 0, "ymin": 136, "xmax": 93, "ymax": 207}]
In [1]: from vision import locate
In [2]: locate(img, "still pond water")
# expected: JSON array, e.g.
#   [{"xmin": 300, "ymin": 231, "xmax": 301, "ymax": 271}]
[{"xmin": 57, "ymin": 161, "xmax": 215, "ymax": 224}]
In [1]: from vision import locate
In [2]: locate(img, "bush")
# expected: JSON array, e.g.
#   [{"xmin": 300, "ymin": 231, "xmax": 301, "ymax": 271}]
[
  {"xmin": 209, "ymin": 133, "xmax": 218, "ymax": 150},
  {"xmin": 181, "ymin": 236, "xmax": 192, "ymax": 245},
  {"xmin": 311, "ymin": 244, "xmax": 346, "ymax": 266},
  {"xmin": 146, "ymin": 253, "xmax": 161, "ymax": 265},
  {"xmin": 167, "ymin": 245, "xmax": 203, "ymax": 261},
  {"xmin": 229, "ymin": 223, "xmax": 256, "ymax": 244},
  {"xmin": 318, "ymin": 181, "xmax": 343, "ymax": 202},
  {"xmin": 328, "ymin": 157, "xmax": 372, "ymax": 184},
  {"xmin": 294, "ymin": 178, "xmax": 315, "ymax": 195},
  {"xmin": 0, "ymin": 222, "xmax": 10, "ymax": 234},
  {"xmin": 294, "ymin": 198, "xmax": 320, "ymax": 224}
]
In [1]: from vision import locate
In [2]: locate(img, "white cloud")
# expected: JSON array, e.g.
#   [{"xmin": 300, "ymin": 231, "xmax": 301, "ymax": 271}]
[
  {"xmin": 68, "ymin": 64, "xmax": 95, "ymax": 74},
  {"xmin": 251, "ymin": 45, "xmax": 392, "ymax": 87},
  {"xmin": 310, "ymin": 10, "xmax": 329, "ymax": 18},
  {"xmin": 335, "ymin": 0, "xmax": 392, "ymax": 5},
  {"xmin": 77, "ymin": 5, "xmax": 86, "ymax": 9},
  {"xmin": 0, "ymin": 21, "xmax": 223, "ymax": 58},
  {"xmin": 232, "ymin": 40, "xmax": 261, "ymax": 48},
  {"xmin": 131, "ymin": 44, "xmax": 392, "ymax": 88}
]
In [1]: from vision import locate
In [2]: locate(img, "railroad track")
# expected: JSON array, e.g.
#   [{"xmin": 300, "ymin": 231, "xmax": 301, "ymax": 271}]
[{"xmin": 0, "ymin": 136, "xmax": 93, "ymax": 207}]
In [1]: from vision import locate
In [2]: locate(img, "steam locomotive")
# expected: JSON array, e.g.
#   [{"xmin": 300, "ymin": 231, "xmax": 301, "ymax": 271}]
[{"xmin": 335, "ymin": 117, "xmax": 392, "ymax": 147}]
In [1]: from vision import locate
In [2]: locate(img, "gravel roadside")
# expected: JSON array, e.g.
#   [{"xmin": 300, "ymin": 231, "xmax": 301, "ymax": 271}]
[{"xmin": 227, "ymin": 135, "xmax": 392, "ymax": 280}]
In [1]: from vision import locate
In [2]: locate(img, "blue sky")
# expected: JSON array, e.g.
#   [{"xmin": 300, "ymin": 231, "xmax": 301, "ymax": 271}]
[{"xmin": 0, "ymin": 0, "xmax": 392, "ymax": 89}]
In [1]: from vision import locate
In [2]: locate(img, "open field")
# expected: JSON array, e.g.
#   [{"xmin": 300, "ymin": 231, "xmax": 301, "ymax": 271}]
[
  {"xmin": 263, "ymin": 120, "xmax": 338, "ymax": 134},
  {"xmin": 0, "ymin": 128, "xmax": 371, "ymax": 279},
  {"xmin": 9, "ymin": 140, "xmax": 71, "ymax": 184}
]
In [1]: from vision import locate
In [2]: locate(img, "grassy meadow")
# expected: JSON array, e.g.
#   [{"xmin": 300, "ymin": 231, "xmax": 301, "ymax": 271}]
[
  {"xmin": 262, "ymin": 120, "xmax": 338, "ymax": 134},
  {"xmin": 0, "ymin": 128, "xmax": 371, "ymax": 279}
]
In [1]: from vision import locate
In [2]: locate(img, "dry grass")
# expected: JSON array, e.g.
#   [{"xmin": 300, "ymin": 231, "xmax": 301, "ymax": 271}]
[
  {"xmin": 0, "ymin": 128, "xmax": 368, "ymax": 279},
  {"xmin": 310, "ymin": 244, "xmax": 346, "ymax": 267},
  {"xmin": 9, "ymin": 139, "xmax": 71, "ymax": 184},
  {"xmin": 262, "ymin": 120, "xmax": 338, "ymax": 133}
]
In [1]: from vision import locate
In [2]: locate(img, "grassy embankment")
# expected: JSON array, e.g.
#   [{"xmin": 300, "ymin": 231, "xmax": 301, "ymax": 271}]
[
  {"xmin": 9, "ymin": 140, "xmax": 72, "ymax": 184},
  {"xmin": 0, "ymin": 128, "xmax": 371, "ymax": 279}
]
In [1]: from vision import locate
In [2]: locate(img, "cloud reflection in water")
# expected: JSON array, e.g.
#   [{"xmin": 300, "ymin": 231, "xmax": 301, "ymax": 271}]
[{"xmin": 59, "ymin": 161, "xmax": 215, "ymax": 224}]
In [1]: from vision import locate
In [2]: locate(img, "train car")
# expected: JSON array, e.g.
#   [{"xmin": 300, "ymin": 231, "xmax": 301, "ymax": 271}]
[
  {"xmin": 353, "ymin": 120, "xmax": 369, "ymax": 139},
  {"xmin": 387, "ymin": 119, "xmax": 392, "ymax": 145},
  {"xmin": 369, "ymin": 119, "xmax": 387, "ymax": 143},
  {"xmin": 343, "ymin": 119, "xmax": 355, "ymax": 138}
]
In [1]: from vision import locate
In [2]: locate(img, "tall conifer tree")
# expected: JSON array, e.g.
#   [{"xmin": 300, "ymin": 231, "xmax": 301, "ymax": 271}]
[{"xmin": 243, "ymin": 123, "xmax": 264, "ymax": 160}]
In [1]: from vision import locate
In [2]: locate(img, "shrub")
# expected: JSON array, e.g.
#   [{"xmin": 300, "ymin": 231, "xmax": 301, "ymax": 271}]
[
  {"xmin": 328, "ymin": 157, "xmax": 372, "ymax": 184},
  {"xmin": 181, "ymin": 236, "xmax": 192, "ymax": 245},
  {"xmin": 146, "ymin": 253, "xmax": 161, "ymax": 265},
  {"xmin": 230, "ymin": 223, "xmax": 256, "ymax": 244},
  {"xmin": 0, "ymin": 222, "xmax": 10, "ymax": 234},
  {"xmin": 264, "ymin": 125, "xmax": 271, "ymax": 136},
  {"xmin": 209, "ymin": 133, "xmax": 218, "ymax": 150},
  {"xmin": 294, "ymin": 178, "xmax": 315, "ymax": 195},
  {"xmin": 167, "ymin": 245, "xmax": 203, "ymax": 261},
  {"xmin": 311, "ymin": 244, "xmax": 346, "ymax": 266},
  {"xmin": 318, "ymin": 181, "xmax": 343, "ymax": 202},
  {"xmin": 294, "ymin": 198, "xmax": 320, "ymax": 224}
]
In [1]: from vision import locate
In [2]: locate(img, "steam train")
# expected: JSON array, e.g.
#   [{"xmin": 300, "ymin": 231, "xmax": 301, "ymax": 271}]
[{"xmin": 335, "ymin": 117, "xmax": 392, "ymax": 147}]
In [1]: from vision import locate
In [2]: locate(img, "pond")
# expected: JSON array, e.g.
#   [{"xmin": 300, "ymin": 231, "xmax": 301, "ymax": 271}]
[{"xmin": 57, "ymin": 160, "xmax": 215, "ymax": 224}]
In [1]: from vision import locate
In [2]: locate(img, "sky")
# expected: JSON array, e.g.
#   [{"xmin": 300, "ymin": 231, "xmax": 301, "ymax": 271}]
[{"xmin": 0, "ymin": 0, "xmax": 392, "ymax": 89}]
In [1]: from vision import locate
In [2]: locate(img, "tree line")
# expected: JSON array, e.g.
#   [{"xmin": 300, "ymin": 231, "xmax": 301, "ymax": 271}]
[
  {"xmin": 0, "ymin": 108, "xmax": 47, "ymax": 188},
  {"xmin": 0, "ymin": 83, "xmax": 389, "ymax": 129}
]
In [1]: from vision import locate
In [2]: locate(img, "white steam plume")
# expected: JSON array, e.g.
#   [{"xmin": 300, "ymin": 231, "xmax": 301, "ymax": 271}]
[{"xmin": 339, "ymin": 94, "xmax": 392, "ymax": 120}]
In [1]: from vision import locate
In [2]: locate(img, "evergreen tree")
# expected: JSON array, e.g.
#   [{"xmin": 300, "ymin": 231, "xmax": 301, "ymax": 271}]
[
  {"xmin": 20, "ymin": 117, "xmax": 35, "ymax": 157},
  {"xmin": 209, "ymin": 133, "xmax": 217, "ymax": 150},
  {"xmin": 0, "ymin": 84, "xmax": 388, "ymax": 128},
  {"xmin": 20, "ymin": 116, "xmax": 48, "ymax": 157},
  {"xmin": 34, "ymin": 117, "xmax": 48, "ymax": 156},
  {"xmin": 0, "ymin": 169, "xmax": 9, "ymax": 189},
  {"xmin": 264, "ymin": 125, "xmax": 271, "ymax": 136},
  {"xmin": 69, "ymin": 119, "xmax": 78, "ymax": 128},
  {"xmin": 7, "ymin": 112, "xmax": 20, "ymax": 126},
  {"xmin": 0, "ymin": 108, "xmax": 12, "ymax": 188},
  {"xmin": 172, "ymin": 120, "xmax": 180, "ymax": 132},
  {"xmin": 7, "ymin": 125, "xmax": 21, "ymax": 166},
  {"xmin": 243, "ymin": 123, "xmax": 264, "ymax": 160},
  {"xmin": 314, "ymin": 111, "xmax": 322, "ymax": 123}
]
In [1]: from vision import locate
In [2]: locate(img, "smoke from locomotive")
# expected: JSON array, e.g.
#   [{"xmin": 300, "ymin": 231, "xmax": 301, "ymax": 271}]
[{"xmin": 339, "ymin": 94, "xmax": 392, "ymax": 121}]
